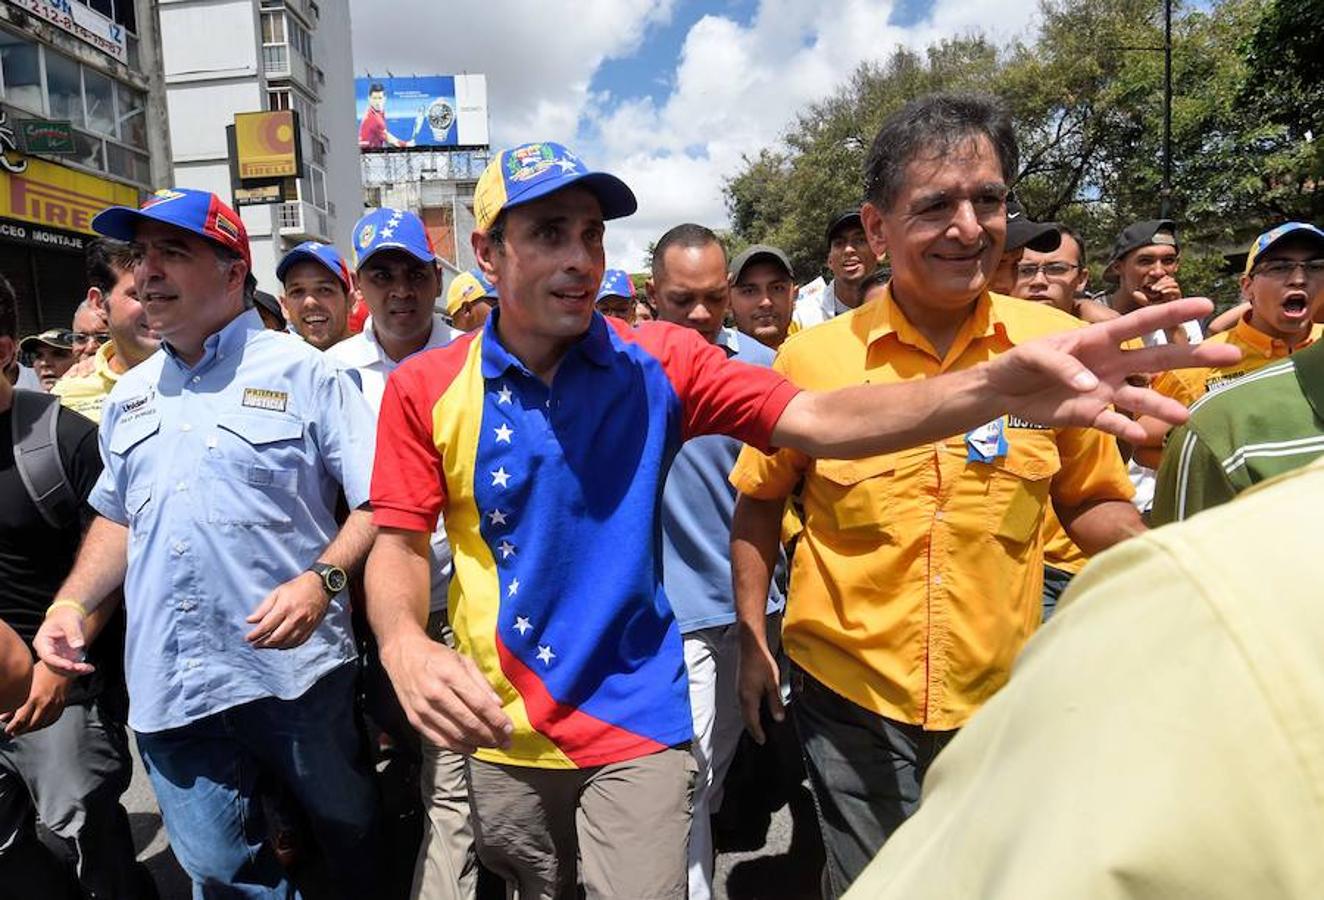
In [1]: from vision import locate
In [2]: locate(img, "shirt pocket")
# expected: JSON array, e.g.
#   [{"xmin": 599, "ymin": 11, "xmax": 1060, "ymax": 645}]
[
  {"xmin": 982, "ymin": 433, "xmax": 1062, "ymax": 545},
  {"xmin": 124, "ymin": 483, "xmax": 152, "ymax": 536},
  {"xmin": 807, "ymin": 455, "xmax": 897, "ymax": 541},
  {"xmin": 109, "ymin": 411, "xmax": 161, "ymax": 458},
  {"xmin": 204, "ymin": 412, "xmax": 303, "ymax": 529}
]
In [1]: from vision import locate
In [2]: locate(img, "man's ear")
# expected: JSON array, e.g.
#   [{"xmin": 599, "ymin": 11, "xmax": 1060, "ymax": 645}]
[
  {"xmin": 861, "ymin": 203, "xmax": 887, "ymax": 260},
  {"xmin": 86, "ymin": 286, "xmax": 106, "ymax": 313},
  {"xmin": 472, "ymin": 231, "xmax": 500, "ymax": 287},
  {"xmin": 0, "ymin": 335, "xmax": 14, "ymax": 372}
]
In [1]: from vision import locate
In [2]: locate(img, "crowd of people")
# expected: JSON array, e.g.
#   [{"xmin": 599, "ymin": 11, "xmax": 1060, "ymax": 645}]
[{"xmin": 0, "ymin": 89, "xmax": 1319, "ymax": 900}]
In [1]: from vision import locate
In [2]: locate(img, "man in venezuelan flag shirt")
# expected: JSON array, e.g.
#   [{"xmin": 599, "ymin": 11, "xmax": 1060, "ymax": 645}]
[{"xmin": 362, "ymin": 140, "xmax": 1240, "ymax": 898}]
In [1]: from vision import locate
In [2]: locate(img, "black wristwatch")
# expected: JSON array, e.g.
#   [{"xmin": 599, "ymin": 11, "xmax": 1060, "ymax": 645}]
[{"xmin": 306, "ymin": 562, "xmax": 348, "ymax": 596}]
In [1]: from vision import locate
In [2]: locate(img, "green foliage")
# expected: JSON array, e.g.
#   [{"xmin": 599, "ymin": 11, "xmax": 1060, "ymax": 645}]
[{"xmin": 723, "ymin": 0, "xmax": 1318, "ymax": 306}]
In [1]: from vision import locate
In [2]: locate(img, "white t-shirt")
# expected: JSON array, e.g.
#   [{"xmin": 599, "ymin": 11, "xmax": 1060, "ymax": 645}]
[{"xmin": 1130, "ymin": 318, "xmax": 1205, "ymax": 513}]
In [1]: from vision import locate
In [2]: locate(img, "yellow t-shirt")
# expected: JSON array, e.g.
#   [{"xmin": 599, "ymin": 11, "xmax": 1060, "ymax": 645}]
[
  {"xmin": 1152, "ymin": 315, "xmax": 1321, "ymax": 407},
  {"xmin": 52, "ymin": 341, "xmax": 123, "ymax": 424},
  {"xmin": 730, "ymin": 289, "xmax": 1134, "ymax": 730},
  {"xmin": 847, "ymin": 459, "xmax": 1324, "ymax": 899}
]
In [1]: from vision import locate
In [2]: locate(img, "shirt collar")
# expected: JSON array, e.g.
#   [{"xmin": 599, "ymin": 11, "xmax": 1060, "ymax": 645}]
[
  {"xmin": 343, "ymin": 314, "xmax": 455, "ymax": 368},
  {"xmin": 1230, "ymin": 313, "xmax": 1313, "ymax": 359},
  {"xmin": 161, "ymin": 309, "xmax": 258, "ymax": 369},
  {"xmin": 863, "ymin": 284, "xmax": 1004, "ymax": 356},
  {"xmin": 479, "ymin": 308, "xmax": 613, "ymax": 379},
  {"xmin": 96, "ymin": 340, "xmax": 121, "ymax": 384},
  {"xmin": 716, "ymin": 326, "xmax": 741, "ymax": 357}
]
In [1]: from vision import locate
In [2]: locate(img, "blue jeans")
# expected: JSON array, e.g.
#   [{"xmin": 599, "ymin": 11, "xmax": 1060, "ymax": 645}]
[
  {"xmin": 136, "ymin": 663, "xmax": 376, "ymax": 899},
  {"xmin": 790, "ymin": 666, "xmax": 956, "ymax": 899},
  {"xmin": 1041, "ymin": 564, "xmax": 1075, "ymax": 623}
]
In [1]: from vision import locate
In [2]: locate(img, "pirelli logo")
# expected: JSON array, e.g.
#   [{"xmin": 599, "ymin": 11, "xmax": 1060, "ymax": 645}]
[
  {"xmin": 0, "ymin": 157, "xmax": 138, "ymax": 237},
  {"xmin": 242, "ymin": 388, "xmax": 289, "ymax": 412}
]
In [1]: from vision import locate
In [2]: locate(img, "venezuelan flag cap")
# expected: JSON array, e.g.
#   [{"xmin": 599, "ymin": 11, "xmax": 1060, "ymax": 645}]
[
  {"xmin": 1244, "ymin": 222, "xmax": 1324, "ymax": 276},
  {"xmin": 352, "ymin": 207, "xmax": 437, "ymax": 269},
  {"xmin": 446, "ymin": 268, "xmax": 497, "ymax": 315},
  {"xmin": 276, "ymin": 240, "xmax": 353, "ymax": 291},
  {"xmin": 93, "ymin": 188, "xmax": 251, "ymax": 268},
  {"xmin": 474, "ymin": 141, "xmax": 636, "ymax": 233},
  {"xmin": 596, "ymin": 268, "xmax": 635, "ymax": 301}
]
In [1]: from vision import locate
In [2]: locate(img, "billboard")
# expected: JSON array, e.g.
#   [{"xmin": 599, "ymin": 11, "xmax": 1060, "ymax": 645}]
[
  {"xmin": 355, "ymin": 75, "xmax": 489, "ymax": 151},
  {"xmin": 234, "ymin": 110, "xmax": 301, "ymax": 180},
  {"xmin": 0, "ymin": 155, "xmax": 139, "ymax": 236}
]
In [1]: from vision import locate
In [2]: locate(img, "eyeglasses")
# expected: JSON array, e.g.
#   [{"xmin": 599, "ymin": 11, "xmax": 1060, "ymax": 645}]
[
  {"xmin": 1252, "ymin": 259, "xmax": 1324, "ymax": 280},
  {"xmin": 1014, "ymin": 262, "xmax": 1081, "ymax": 280},
  {"xmin": 71, "ymin": 331, "xmax": 110, "ymax": 348}
]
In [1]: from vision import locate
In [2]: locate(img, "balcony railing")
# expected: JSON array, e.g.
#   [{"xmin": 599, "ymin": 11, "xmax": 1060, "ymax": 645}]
[{"xmin": 277, "ymin": 201, "xmax": 328, "ymax": 240}]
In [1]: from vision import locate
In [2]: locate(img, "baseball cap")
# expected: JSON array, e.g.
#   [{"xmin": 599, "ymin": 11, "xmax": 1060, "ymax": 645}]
[
  {"xmin": 251, "ymin": 290, "xmax": 285, "ymax": 327},
  {"xmin": 352, "ymin": 208, "xmax": 437, "ymax": 269},
  {"xmin": 474, "ymin": 141, "xmax": 636, "ymax": 233},
  {"xmin": 1005, "ymin": 197, "xmax": 1061, "ymax": 254},
  {"xmin": 1109, "ymin": 219, "xmax": 1179, "ymax": 265},
  {"xmin": 92, "ymin": 188, "xmax": 251, "ymax": 268},
  {"xmin": 597, "ymin": 269, "xmax": 635, "ymax": 302},
  {"xmin": 276, "ymin": 241, "xmax": 353, "ymax": 291},
  {"xmin": 446, "ymin": 268, "xmax": 497, "ymax": 316},
  {"xmin": 729, "ymin": 244, "xmax": 795, "ymax": 283},
  {"xmin": 19, "ymin": 329, "xmax": 75, "ymax": 353},
  {"xmin": 825, "ymin": 209, "xmax": 863, "ymax": 244},
  {"xmin": 1243, "ymin": 222, "xmax": 1324, "ymax": 276}
]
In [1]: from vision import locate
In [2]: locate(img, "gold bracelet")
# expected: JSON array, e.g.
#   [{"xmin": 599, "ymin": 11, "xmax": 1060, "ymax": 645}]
[{"xmin": 46, "ymin": 599, "xmax": 87, "ymax": 619}]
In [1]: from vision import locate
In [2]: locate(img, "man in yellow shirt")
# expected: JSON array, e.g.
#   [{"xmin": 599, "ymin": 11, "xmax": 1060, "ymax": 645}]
[
  {"xmin": 845, "ymin": 457, "xmax": 1324, "ymax": 900},
  {"xmin": 1134, "ymin": 222, "xmax": 1324, "ymax": 464},
  {"xmin": 730, "ymin": 93, "xmax": 1141, "ymax": 898},
  {"xmin": 53, "ymin": 239, "xmax": 158, "ymax": 423}
]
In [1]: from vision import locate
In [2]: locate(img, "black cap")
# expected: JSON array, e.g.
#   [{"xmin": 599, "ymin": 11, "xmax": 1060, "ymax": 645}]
[
  {"xmin": 825, "ymin": 208, "xmax": 863, "ymax": 245},
  {"xmin": 729, "ymin": 244, "xmax": 795, "ymax": 283},
  {"xmin": 1109, "ymin": 219, "xmax": 1178, "ymax": 265},
  {"xmin": 252, "ymin": 290, "xmax": 285, "ymax": 327},
  {"xmin": 1005, "ymin": 197, "xmax": 1061, "ymax": 253}
]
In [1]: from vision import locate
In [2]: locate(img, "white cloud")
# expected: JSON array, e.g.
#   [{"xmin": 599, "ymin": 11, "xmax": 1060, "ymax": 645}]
[{"xmin": 350, "ymin": 0, "xmax": 1042, "ymax": 271}]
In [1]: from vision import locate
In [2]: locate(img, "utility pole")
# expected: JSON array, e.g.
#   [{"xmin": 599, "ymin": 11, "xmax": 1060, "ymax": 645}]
[{"xmin": 1161, "ymin": 0, "xmax": 1173, "ymax": 217}]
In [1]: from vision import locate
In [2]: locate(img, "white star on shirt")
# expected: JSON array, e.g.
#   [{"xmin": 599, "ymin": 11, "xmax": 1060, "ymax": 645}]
[
  {"xmin": 491, "ymin": 467, "xmax": 511, "ymax": 488},
  {"xmin": 498, "ymin": 540, "xmax": 516, "ymax": 559},
  {"xmin": 487, "ymin": 508, "xmax": 508, "ymax": 526},
  {"xmin": 536, "ymin": 644, "xmax": 555, "ymax": 665},
  {"xmin": 513, "ymin": 616, "xmax": 531, "ymax": 636},
  {"xmin": 508, "ymin": 578, "xmax": 520, "ymax": 597},
  {"xmin": 494, "ymin": 423, "xmax": 513, "ymax": 444},
  {"xmin": 496, "ymin": 385, "xmax": 513, "ymax": 405}
]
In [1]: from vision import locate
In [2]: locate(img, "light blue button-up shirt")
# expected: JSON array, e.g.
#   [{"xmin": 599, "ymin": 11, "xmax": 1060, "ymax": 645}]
[{"xmin": 90, "ymin": 309, "xmax": 376, "ymax": 733}]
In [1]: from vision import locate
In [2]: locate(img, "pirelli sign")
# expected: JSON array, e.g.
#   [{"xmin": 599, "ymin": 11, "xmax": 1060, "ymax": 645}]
[{"xmin": 0, "ymin": 155, "xmax": 139, "ymax": 236}]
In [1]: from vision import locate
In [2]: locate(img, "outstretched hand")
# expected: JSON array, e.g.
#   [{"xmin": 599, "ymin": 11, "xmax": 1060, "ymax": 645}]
[{"xmin": 988, "ymin": 297, "xmax": 1241, "ymax": 443}]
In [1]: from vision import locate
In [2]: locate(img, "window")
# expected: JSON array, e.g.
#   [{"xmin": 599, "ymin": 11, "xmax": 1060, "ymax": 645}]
[
  {"xmin": 83, "ymin": 67, "xmax": 115, "ymax": 136},
  {"xmin": 301, "ymin": 166, "xmax": 326, "ymax": 210},
  {"xmin": 268, "ymin": 89, "xmax": 290, "ymax": 111},
  {"xmin": 106, "ymin": 142, "xmax": 149, "ymax": 184},
  {"xmin": 261, "ymin": 11, "xmax": 286, "ymax": 45},
  {"xmin": 116, "ymin": 81, "xmax": 146, "ymax": 149},
  {"xmin": 70, "ymin": 128, "xmax": 103, "ymax": 170},
  {"xmin": 288, "ymin": 19, "xmax": 312, "ymax": 60},
  {"xmin": 0, "ymin": 32, "xmax": 41, "ymax": 112},
  {"xmin": 45, "ymin": 52, "xmax": 84, "ymax": 126}
]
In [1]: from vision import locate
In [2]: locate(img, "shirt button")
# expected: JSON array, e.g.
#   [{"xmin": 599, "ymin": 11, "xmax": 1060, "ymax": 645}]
[
  {"xmin": 180, "ymin": 423, "xmax": 192, "ymax": 432},
  {"xmin": 175, "ymin": 482, "xmax": 188, "ymax": 492},
  {"xmin": 933, "ymin": 574, "xmax": 943, "ymax": 586},
  {"xmin": 173, "ymin": 541, "xmax": 187, "ymax": 554},
  {"xmin": 191, "ymin": 376, "xmax": 201, "ymax": 384}
]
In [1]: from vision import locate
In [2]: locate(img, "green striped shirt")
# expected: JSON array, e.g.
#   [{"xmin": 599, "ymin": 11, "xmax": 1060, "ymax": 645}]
[{"xmin": 1152, "ymin": 339, "xmax": 1324, "ymax": 526}]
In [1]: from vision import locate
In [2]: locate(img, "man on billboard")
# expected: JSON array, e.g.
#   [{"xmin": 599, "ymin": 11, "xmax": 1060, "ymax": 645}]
[{"xmin": 359, "ymin": 83, "xmax": 414, "ymax": 150}]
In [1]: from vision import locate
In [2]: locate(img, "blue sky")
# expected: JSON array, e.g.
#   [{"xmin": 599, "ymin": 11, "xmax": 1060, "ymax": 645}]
[{"xmin": 350, "ymin": 0, "xmax": 1037, "ymax": 268}]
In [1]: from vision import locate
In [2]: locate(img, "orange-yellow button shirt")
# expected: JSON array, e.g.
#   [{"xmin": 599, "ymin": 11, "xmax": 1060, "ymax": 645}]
[
  {"xmin": 730, "ymin": 288, "xmax": 1134, "ymax": 730},
  {"xmin": 1152, "ymin": 316, "xmax": 1322, "ymax": 407}
]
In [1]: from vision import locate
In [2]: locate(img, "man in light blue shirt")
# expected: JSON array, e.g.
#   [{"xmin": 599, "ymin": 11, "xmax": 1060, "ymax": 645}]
[
  {"xmin": 33, "ymin": 189, "xmax": 379, "ymax": 898},
  {"xmin": 648, "ymin": 224, "xmax": 787, "ymax": 900}
]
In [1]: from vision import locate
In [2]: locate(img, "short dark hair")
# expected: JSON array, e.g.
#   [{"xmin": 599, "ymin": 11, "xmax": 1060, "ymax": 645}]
[
  {"xmin": 85, "ymin": 238, "xmax": 136, "ymax": 295},
  {"xmin": 651, "ymin": 223, "xmax": 722, "ymax": 280},
  {"xmin": 369, "ymin": 83, "xmax": 385, "ymax": 95},
  {"xmin": 0, "ymin": 271, "xmax": 14, "ymax": 341},
  {"xmin": 1056, "ymin": 224, "xmax": 1086, "ymax": 267},
  {"xmin": 863, "ymin": 93, "xmax": 1018, "ymax": 211},
  {"xmin": 486, "ymin": 210, "xmax": 508, "ymax": 249}
]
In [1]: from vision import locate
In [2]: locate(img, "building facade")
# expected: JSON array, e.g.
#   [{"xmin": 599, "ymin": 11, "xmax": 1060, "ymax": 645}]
[
  {"xmin": 158, "ymin": 0, "xmax": 358, "ymax": 291},
  {"xmin": 0, "ymin": 0, "xmax": 169, "ymax": 333}
]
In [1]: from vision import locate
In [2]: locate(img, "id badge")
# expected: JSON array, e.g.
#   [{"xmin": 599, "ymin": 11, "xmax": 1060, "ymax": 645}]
[{"xmin": 965, "ymin": 418, "xmax": 1009, "ymax": 463}]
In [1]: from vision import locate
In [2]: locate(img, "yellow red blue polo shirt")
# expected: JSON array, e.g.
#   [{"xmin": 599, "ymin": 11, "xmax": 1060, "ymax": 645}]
[
  {"xmin": 371, "ymin": 311, "xmax": 800, "ymax": 768},
  {"xmin": 1151, "ymin": 315, "xmax": 1321, "ymax": 407},
  {"xmin": 730, "ymin": 288, "xmax": 1133, "ymax": 731}
]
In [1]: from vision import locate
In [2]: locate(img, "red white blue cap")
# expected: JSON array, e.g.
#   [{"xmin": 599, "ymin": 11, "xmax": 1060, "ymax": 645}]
[
  {"xmin": 277, "ymin": 241, "xmax": 353, "ymax": 291},
  {"xmin": 92, "ymin": 188, "xmax": 251, "ymax": 268},
  {"xmin": 353, "ymin": 208, "xmax": 437, "ymax": 269},
  {"xmin": 1244, "ymin": 222, "xmax": 1324, "ymax": 276}
]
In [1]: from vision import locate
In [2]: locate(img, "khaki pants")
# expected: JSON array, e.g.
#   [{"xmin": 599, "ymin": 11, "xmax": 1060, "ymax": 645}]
[
  {"xmin": 467, "ymin": 747, "xmax": 696, "ymax": 900},
  {"xmin": 413, "ymin": 609, "xmax": 478, "ymax": 900}
]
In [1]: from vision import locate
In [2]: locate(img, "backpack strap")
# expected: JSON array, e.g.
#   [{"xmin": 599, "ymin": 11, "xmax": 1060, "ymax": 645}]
[{"xmin": 11, "ymin": 389, "xmax": 80, "ymax": 530}]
